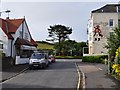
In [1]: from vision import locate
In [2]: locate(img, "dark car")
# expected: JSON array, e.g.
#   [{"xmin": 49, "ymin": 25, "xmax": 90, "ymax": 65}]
[{"xmin": 49, "ymin": 55, "xmax": 56, "ymax": 63}]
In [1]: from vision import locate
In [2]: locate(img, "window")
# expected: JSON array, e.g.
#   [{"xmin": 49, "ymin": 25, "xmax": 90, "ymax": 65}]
[
  {"xmin": 109, "ymin": 19, "xmax": 113, "ymax": 27},
  {"xmin": 0, "ymin": 44, "xmax": 3, "ymax": 49},
  {"xmin": 118, "ymin": 19, "xmax": 120, "ymax": 26},
  {"xmin": 25, "ymin": 33, "xmax": 28, "ymax": 40},
  {"xmin": 117, "ymin": 6, "xmax": 120, "ymax": 12},
  {"xmin": 19, "ymin": 31, "xmax": 22, "ymax": 38}
]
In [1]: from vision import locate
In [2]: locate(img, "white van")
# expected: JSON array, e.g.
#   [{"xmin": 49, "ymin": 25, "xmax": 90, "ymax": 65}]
[{"xmin": 29, "ymin": 53, "xmax": 49, "ymax": 69}]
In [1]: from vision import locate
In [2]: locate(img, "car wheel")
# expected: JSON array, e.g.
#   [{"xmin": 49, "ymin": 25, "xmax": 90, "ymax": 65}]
[
  {"xmin": 29, "ymin": 66, "xmax": 32, "ymax": 70},
  {"xmin": 46, "ymin": 63, "xmax": 49, "ymax": 67},
  {"xmin": 43, "ymin": 65, "xmax": 46, "ymax": 69}
]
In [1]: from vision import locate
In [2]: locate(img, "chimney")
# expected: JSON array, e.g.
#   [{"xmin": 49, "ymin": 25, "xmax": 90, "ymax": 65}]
[{"xmin": 6, "ymin": 17, "xmax": 9, "ymax": 19}]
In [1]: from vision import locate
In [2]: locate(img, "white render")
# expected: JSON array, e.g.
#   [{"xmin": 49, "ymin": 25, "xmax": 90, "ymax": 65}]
[
  {"xmin": 0, "ymin": 27, "xmax": 11, "ymax": 56},
  {"xmin": 1, "ymin": 18, "xmax": 37, "ymax": 64},
  {"xmin": 88, "ymin": 9, "xmax": 120, "ymax": 55},
  {"xmin": 12, "ymin": 20, "xmax": 32, "ymax": 58}
]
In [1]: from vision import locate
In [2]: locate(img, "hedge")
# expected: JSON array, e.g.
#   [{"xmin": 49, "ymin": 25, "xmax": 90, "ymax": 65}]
[
  {"xmin": 55, "ymin": 56, "xmax": 82, "ymax": 59},
  {"xmin": 82, "ymin": 55, "xmax": 108, "ymax": 63}
]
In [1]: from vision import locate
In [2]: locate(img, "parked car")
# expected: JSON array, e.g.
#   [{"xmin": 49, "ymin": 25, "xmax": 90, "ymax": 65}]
[
  {"xmin": 49, "ymin": 55, "xmax": 56, "ymax": 63},
  {"xmin": 29, "ymin": 53, "xmax": 49, "ymax": 69}
]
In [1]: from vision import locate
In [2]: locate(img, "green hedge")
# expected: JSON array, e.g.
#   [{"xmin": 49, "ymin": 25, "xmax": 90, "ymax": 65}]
[
  {"xmin": 82, "ymin": 55, "xmax": 108, "ymax": 63},
  {"xmin": 55, "ymin": 56, "xmax": 82, "ymax": 59}
]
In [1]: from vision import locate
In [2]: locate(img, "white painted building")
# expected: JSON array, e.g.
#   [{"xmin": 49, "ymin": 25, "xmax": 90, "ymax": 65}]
[
  {"xmin": 88, "ymin": 4, "xmax": 120, "ymax": 55},
  {"xmin": 0, "ymin": 17, "xmax": 37, "ymax": 64}
]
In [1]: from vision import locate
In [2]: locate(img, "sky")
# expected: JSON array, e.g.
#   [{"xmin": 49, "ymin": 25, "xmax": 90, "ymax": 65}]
[{"xmin": 0, "ymin": 0, "xmax": 120, "ymax": 42}]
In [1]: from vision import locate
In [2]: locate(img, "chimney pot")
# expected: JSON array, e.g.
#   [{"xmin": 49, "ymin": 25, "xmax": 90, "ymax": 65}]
[{"xmin": 6, "ymin": 17, "xmax": 9, "ymax": 19}]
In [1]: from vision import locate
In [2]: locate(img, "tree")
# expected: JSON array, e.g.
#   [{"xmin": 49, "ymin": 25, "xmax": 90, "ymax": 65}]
[
  {"xmin": 47, "ymin": 24, "xmax": 72, "ymax": 55},
  {"xmin": 54, "ymin": 40, "xmax": 88, "ymax": 56},
  {"xmin": 105, "ymin": 26, "xmax": 120, "ymax": 61},
  {"xmin": 61, "ymin": 40, "xmax": 76, "ymax": 56},
  {"xmin": 74, "ymin": 42, "xmax": 88, "ymax": 56}
]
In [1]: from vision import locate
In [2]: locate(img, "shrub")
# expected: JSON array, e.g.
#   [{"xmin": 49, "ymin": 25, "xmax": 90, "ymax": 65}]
[
  {"xmin": 112, "ymin": 64, "xmax": 120, "ymax": 76},
  {"xmin": 82, "ymin": 55, "xmax": 108, "ymax": 63},
  {"xmin": 55, "ymin": 56, "xmax": 82, "ymax": 59}
]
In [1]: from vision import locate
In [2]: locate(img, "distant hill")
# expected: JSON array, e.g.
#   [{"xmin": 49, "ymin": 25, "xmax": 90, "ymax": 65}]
[{"xmin": 36, "ymin": 41, "xmax": 54, "ymax": 50}]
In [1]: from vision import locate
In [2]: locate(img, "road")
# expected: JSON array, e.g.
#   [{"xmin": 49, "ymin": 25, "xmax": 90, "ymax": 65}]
[
  {"xmin": 2, "ymin": 59, "xmax": 81, "ymax": 89},
  {"xmin": 78, "ymin": 62, "xmax": 120, "ymax": 89}
]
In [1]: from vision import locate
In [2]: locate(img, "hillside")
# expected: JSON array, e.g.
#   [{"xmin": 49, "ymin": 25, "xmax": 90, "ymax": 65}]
[{"xmin": 36, "ymin": 41, "xmax": 54, "ymax": 50}]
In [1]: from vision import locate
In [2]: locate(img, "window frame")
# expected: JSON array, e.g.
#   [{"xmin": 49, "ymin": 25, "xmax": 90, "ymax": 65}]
[
  {"xmin": 118, "ymin": 19, "xmax": 120, "ymax": 26},
  {"xmin": 109, "ymin": 19, "xmax": 114, "ymax": 27}
]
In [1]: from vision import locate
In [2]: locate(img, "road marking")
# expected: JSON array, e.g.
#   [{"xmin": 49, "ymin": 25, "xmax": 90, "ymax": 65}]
[
  {"xmin": 75, "ymin": 63, "xmax": 81, "ymax": 90},
  {"xmin": 1, "ymin": 67, "xmax": 29, "ymax": 84},
  {"xmin": 82, "ymin": 72, "xmax": 85, "ymax": 89},
  {"xmin": 98, "ymin": 68, "xmax": 102, "ymax": 71},
  {"xmin": 75, "ymin": 63, "xmax": 86, "ymax": 90}
]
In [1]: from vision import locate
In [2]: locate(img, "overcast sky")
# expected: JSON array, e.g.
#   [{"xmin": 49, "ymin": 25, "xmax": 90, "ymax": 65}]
[{"xmin": 1, "ymin": 1, "xmax": 119, "ymax": 42}]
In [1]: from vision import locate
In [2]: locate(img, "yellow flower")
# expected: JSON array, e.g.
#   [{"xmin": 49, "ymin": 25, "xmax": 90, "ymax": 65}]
[
  {"xmin": 115, "ymin": 68, "xmax": 120, "ymax": 73},
  {"xmin": 112, "ymin": 64, "xmax": 118, "ymax": 69},
  {"xmin": 118, "ymin": 47, "xmax": 120, "ymax": 52}
]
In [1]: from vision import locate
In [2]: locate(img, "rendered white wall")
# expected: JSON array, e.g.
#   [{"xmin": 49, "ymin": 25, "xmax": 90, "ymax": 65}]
[
  {"xmin": 0, "ymin": 28, "xmax": 10, "ymax": 56},
  {"xmin": 88, "ymin": 13, "xmax": 119, "ymax": 54},
  {"xmin": 12, "ymin": 20, "xmax": 32, "ymax": 57}
]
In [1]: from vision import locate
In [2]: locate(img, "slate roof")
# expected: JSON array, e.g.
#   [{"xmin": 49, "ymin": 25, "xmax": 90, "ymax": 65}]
[{"xmin": 92, "ymin": 4, "xmax": 120, "ymax": 13}]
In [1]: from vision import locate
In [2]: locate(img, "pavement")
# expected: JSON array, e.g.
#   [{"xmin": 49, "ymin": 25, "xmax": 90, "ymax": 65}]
[
  {"xmin": 0, "ymin": 64, "xmax": 29, "ymax": 83},
  {"xmin": 77, "ymin": 62, "xmax": 120, "ymax": 89}
]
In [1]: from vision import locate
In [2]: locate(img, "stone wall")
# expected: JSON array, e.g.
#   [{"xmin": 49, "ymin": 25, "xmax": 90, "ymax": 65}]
[{"xmin": 2, "ymin": 55, "xmax": 15, "ymax": 70}]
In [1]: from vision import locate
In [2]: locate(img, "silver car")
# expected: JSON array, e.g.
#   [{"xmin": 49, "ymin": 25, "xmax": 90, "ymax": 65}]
[{"xmin": 29, "ymin": 53, "xmax": 49, "ymax": 69}]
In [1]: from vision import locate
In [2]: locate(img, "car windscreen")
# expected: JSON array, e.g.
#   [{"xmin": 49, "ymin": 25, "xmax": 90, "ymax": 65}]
[{"xmin": 31, "ymin": 53, "xmax": 45, "ymax": 59}]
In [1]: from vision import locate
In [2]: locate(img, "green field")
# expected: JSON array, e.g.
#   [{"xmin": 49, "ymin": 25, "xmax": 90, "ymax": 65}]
[{"xmin": 37, "ymin": 42, "xmax": 54, "ymax": 50}]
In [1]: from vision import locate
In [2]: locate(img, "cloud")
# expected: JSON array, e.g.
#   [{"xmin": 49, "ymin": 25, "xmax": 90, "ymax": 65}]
[{"xmin": 1, "ymin": 2, "xmax": 117, "ymax": 42}]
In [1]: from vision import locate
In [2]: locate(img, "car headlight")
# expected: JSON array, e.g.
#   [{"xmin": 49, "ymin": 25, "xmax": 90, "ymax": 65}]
[
  {"xmin": 40, "ymin": 58, "xmax": 45, "ymax": 63},
  {"xmin": 41, "ymin": 58, "xmax": 44, "ymax": 60},
  {"xmin": 29, "ymin": 59, "xmax": 33, "ymax": 64}
]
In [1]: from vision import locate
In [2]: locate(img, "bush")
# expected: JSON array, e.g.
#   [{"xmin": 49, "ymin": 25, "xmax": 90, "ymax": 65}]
[
  {"xmin": 112, "ymin": 64, "xmax": 120, "ymax": 74},
  {"xmin": 82, "ymin": 55, "xmax": 108, "ymax": 63},
  {"xmin": 55, "ymin": 56, "xmax": 82, "ymax": 59}
]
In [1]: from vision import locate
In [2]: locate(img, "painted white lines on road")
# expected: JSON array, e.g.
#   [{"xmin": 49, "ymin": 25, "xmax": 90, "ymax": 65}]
[
  {"xmin": 75, "ymin": 63, "xmax": 86, "ymax": 90},
  {"xmin": 75, "ymin": 63, "xmax": 81, "ymax": 90},
  {"xmin": 82, "ymin": 72, "xmax": 85, "ymax": 89},
  {"xmin": 1, "ymin": 67, "xmax": 29, "ymax": 84},
  {"xmin": 98, "ymin": 68, "xmax": 102, "ymax": 71}
]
